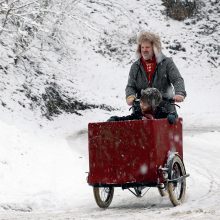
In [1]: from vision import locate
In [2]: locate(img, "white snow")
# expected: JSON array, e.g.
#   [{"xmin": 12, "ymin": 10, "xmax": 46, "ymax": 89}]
[{"xmin": 0, "ymin": 0, "xmax": 220, "ymax": 219}]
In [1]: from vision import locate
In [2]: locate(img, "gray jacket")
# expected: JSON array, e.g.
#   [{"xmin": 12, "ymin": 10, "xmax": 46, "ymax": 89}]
[{"xmin": 125, "ymin": 53, "xmax": 186, "ymax": 99}]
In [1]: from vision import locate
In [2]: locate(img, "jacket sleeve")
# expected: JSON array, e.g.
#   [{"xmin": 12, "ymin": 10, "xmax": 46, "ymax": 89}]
[
  {"xmin": 107, "ymin": 114, "xmax": 141, "ymax": 122},
  {"xmin": 118, "ymin": 114, "xmax": 141, "ymax": 121},
  {"xmin": 125, "ymin": 64, "xmax": 138, "ymax": 98},
  {"xmin": 166, "ymin": 58, "xmax": 187, "ymax": 97}
]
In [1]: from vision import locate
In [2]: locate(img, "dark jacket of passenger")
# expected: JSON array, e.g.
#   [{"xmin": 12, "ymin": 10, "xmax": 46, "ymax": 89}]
[{"xmin": 107, "ymin": 100, "xmax": 177, "ymax": 123}]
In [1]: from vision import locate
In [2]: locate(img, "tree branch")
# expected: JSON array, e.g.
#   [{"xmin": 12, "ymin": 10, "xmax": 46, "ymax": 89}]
[
  {"xmin": 0, "ymin": 7, "xmax": 12, "ymax": 35},
  {"xmin": 11, "ymin": 1, "xmax": 39, "ymax": 11}
]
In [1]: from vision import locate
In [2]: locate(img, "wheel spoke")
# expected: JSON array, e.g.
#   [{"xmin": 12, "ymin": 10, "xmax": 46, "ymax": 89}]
[
  {"xmin": 100, "ymin": 188, "xmax": 109, "ymax": 201},
  {"xmin": 171, "ymin": 163, "xmax": 182, "ymax": 199}
]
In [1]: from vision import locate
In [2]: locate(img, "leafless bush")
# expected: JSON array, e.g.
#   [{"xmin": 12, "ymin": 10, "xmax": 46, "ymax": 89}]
[
  {"xmin": 162, "ymin": 0, "xmax": 197, "ymax": 20},
  {"xmin": 0, "ymin": 0, "xmax": 53, "ymax": 65}
]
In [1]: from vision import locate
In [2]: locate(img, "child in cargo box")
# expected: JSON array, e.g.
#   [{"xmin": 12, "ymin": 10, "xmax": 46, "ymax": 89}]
[{"xmin": 107, "ymin": 88, "xmax": 177, "ymax": 124}]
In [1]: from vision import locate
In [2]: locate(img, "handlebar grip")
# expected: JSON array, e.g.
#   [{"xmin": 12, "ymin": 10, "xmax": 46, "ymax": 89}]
[{"xmin": 162, "ymin": 97, "xmax": 175, "ymax": 103}]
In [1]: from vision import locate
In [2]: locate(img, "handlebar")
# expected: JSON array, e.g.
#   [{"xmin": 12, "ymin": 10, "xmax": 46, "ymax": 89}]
[
  {"xmin": 130, "ymin": 97, "xmax": 180, "ymax": 112},
  {"xmin": 162, "ymin": 97, "xmax": 181, "ymax": 108},
  {"xmin": 162, "ymin": 97, "xmax": 175, "ymax": 103},
  {"xmin": 134, "ymin": 97, "xmax": 175, "ymax": 103}
]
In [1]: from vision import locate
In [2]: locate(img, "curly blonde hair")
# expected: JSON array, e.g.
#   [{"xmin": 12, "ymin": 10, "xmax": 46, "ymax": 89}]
[{"xmin": 136, "ymin": 31, "xmax": 162, "ymax": 58}]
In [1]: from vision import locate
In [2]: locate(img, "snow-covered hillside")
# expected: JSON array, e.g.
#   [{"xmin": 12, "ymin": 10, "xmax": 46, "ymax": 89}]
[
  {"xmin": 0, "ymin": 0, "xmax": 220, "ymax": 219},
  {"xmin": 1, "ymin": 0, "xmax": 220, "ymax": 123}
]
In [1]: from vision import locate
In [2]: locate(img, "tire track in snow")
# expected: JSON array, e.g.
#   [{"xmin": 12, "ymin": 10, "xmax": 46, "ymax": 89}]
[{"xmin": 183, "ymin": 130, "xmax": 220, "ymax": 213}]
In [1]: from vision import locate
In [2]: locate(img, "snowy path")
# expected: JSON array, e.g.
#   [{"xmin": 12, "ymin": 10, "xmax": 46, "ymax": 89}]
[
  {"xmin": 0, "ymin": 128, "xmax": 219, "ymax": 220},
  {"xmin": 0, "ymin": 0, "xmax": 219, "ymax": 219}
]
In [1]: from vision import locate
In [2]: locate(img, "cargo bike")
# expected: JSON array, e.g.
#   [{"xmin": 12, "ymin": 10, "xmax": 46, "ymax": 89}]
[{"xmin": 87, "ymin": 118, "xmax": 189, "ymax": 208}]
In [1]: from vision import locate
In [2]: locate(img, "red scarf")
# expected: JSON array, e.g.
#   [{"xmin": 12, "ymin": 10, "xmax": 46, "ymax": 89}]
[{"xmin": 141, "ymin": 56, "xmax": 157, "ymax": 85}]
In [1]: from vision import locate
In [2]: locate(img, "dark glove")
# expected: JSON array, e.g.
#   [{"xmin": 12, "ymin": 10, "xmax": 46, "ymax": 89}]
[
  {"xmin": 131, "ymin": 100, "xmax": 141, "ymax": 115},
  {"xmin": 107, "ymin": 116, "xmax": 119, "ymax": 122},
  {"xmin": 167, "ymin": 113, "xmax": 177, "ymax": 124}
]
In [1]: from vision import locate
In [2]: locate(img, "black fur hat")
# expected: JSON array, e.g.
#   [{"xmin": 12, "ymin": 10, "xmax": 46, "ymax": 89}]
[{"xmin": 140, "ymin": 88, "xmax": 162, "ymax": 110}]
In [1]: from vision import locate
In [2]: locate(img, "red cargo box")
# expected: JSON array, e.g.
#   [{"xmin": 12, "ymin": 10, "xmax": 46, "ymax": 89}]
[{"xmin": 88, "ymin": 118, "xmax": 183, "ymax": 187}]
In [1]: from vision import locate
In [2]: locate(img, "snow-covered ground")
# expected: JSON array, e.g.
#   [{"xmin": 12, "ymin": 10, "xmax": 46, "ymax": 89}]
[
  {"xmin": 0, "ymin": 116, "xmax": 220, "ymax": 220},
  {"xmin": 0, "ymin": 0, "xmax": 220, "ymax": 219}
]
